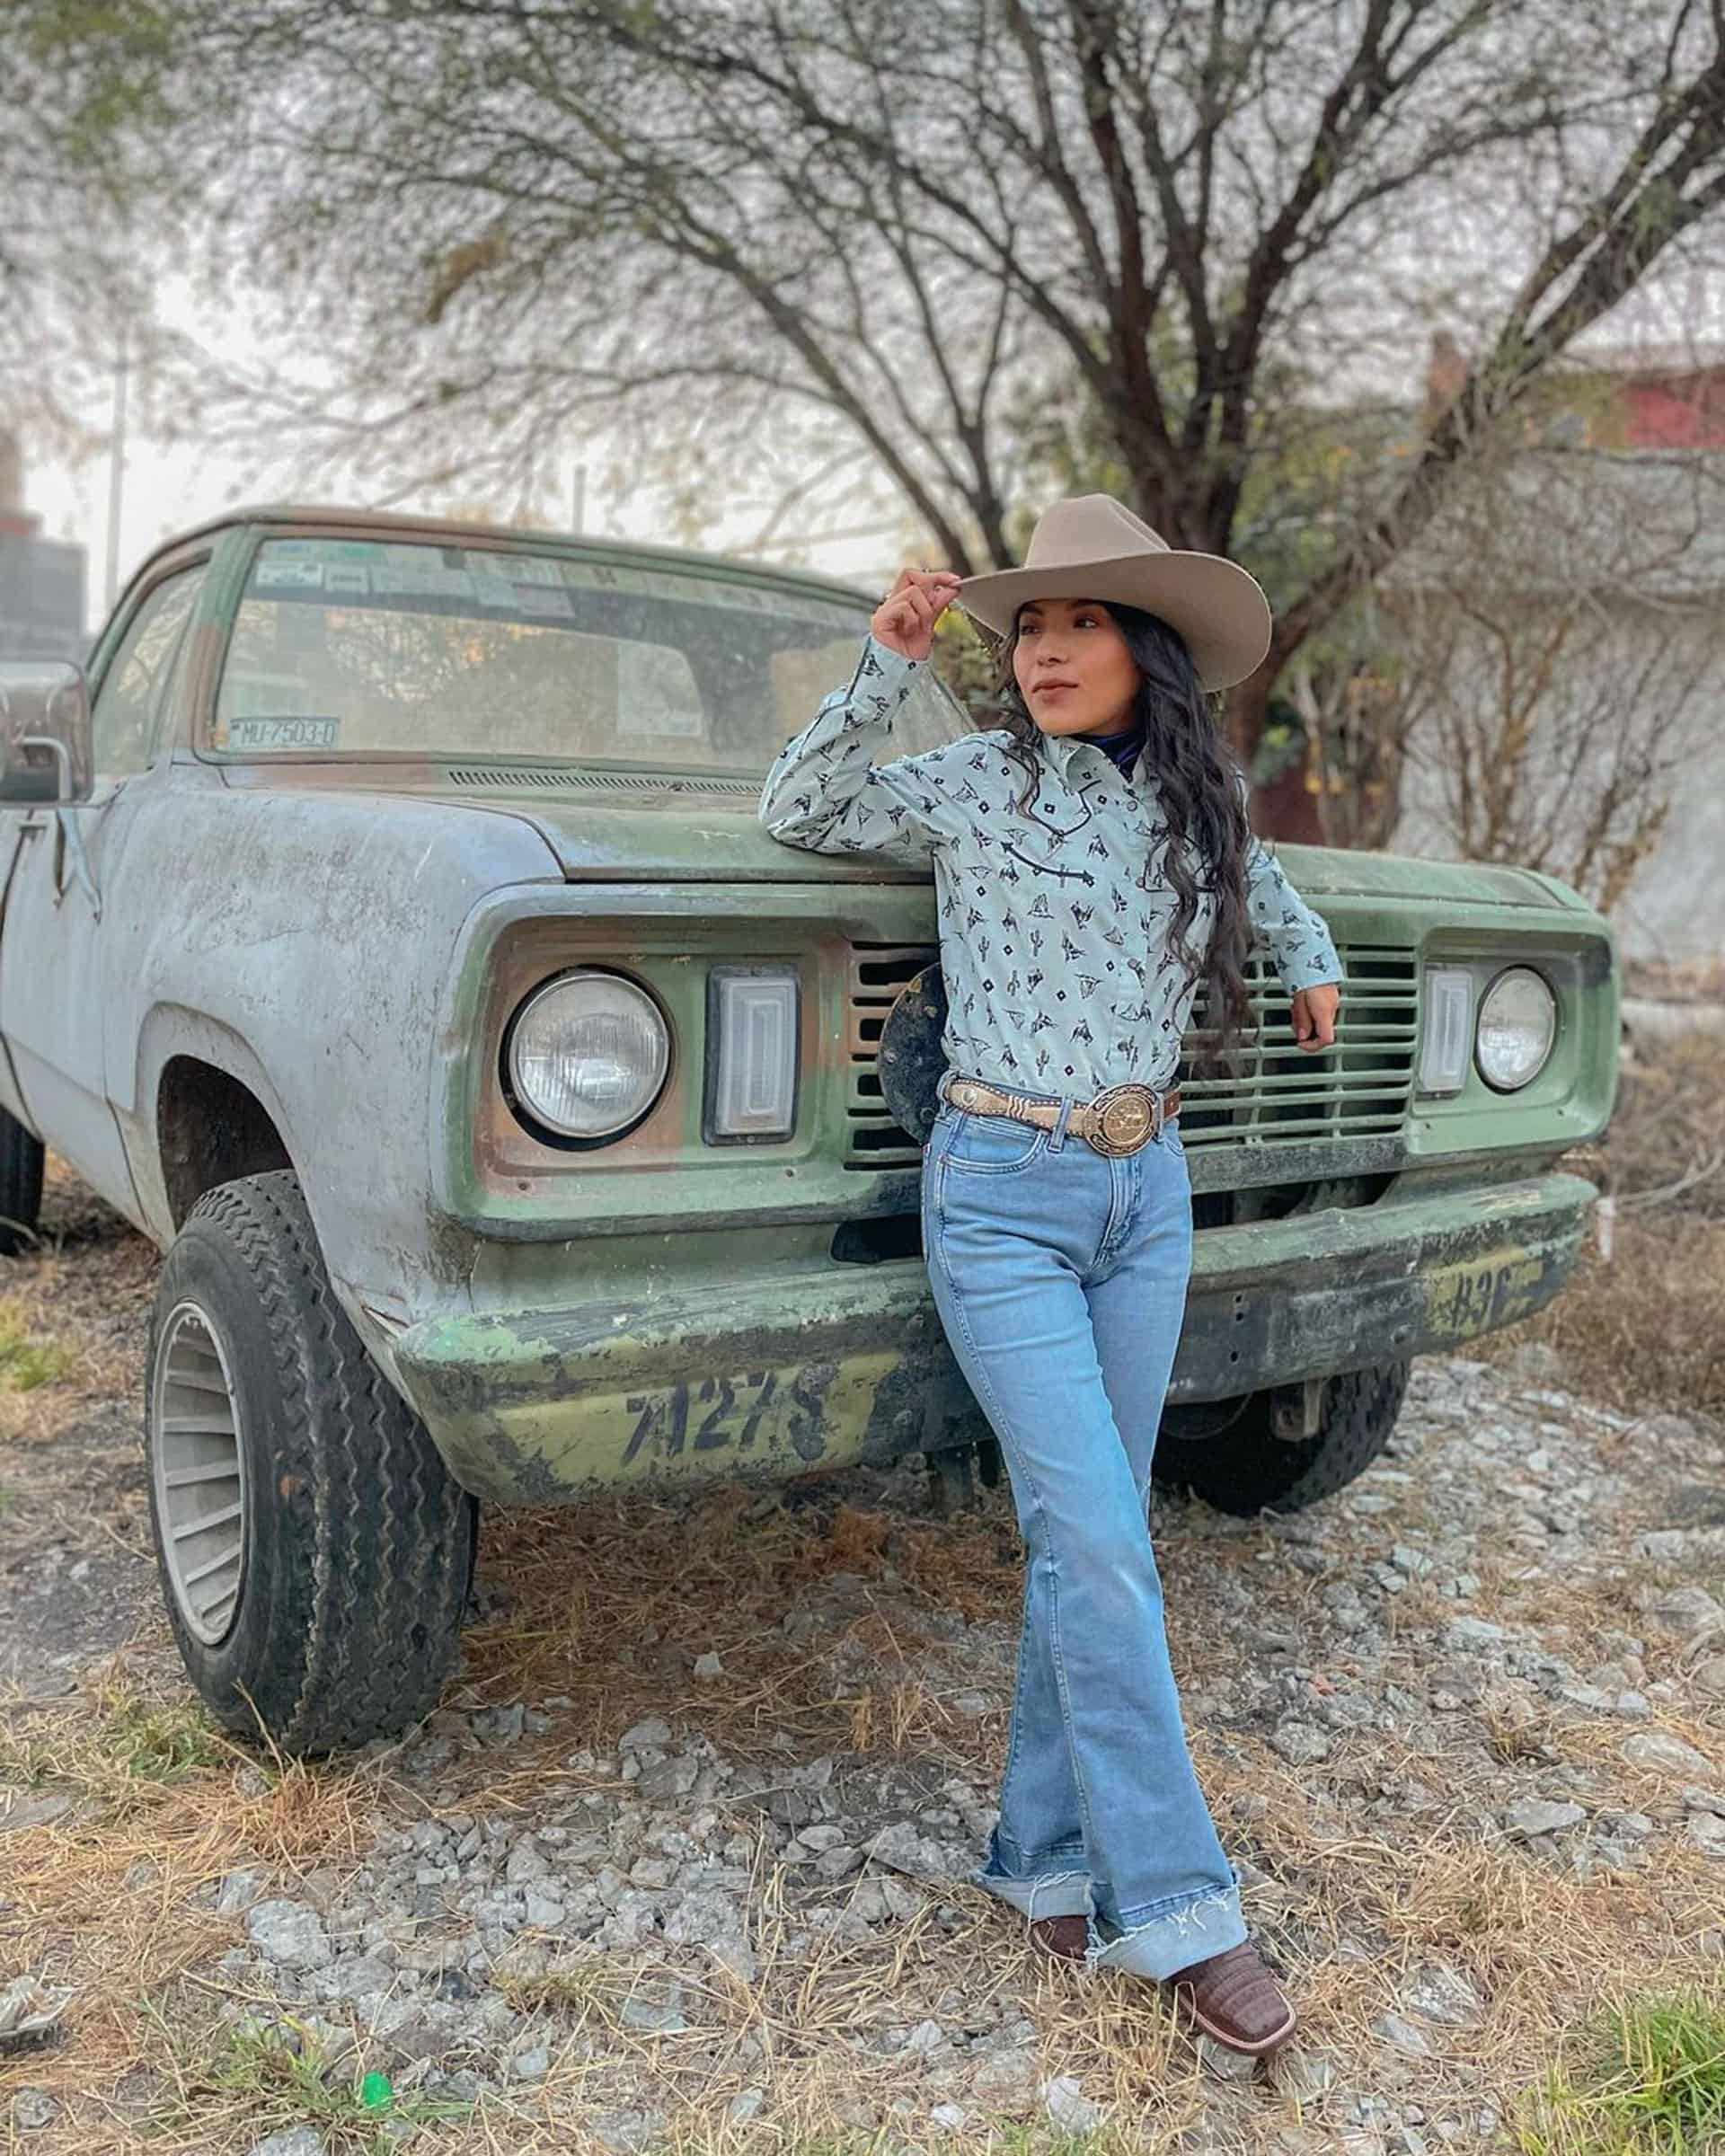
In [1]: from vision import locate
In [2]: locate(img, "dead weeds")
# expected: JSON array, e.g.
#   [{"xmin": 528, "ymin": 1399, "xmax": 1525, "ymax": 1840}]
[{"xmin": 4, "ymin": 1031, "xmax": 1725, "ymax": 2149}]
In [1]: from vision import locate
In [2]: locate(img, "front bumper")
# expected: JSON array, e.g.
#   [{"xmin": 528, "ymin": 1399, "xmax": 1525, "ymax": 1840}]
[{"xmin": 389, "ymin": 1168, "xmax": 1597, "ymax": 1504}]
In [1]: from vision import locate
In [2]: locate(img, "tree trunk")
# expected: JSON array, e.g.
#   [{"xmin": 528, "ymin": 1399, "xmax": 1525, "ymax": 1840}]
[{"xmin": 1225, "ymin": 661, "xmax": 1326, "ymax": 845}]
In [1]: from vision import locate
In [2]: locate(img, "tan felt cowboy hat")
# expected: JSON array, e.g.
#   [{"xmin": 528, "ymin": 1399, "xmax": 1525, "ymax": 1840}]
[{"xmin": 956, "ymin": 494, "xmax": 1273, "ymax": 691}]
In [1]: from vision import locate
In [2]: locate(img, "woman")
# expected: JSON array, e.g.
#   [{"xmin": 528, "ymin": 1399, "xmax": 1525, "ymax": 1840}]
[{"xmin": 758, "ymin": 495, "xmax": 1342, "ymax": 2062}]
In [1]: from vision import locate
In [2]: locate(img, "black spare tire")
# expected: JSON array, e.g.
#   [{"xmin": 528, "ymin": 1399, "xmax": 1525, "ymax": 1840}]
[{"xmin": 1153, "ymin": 1360, "xmax": 1411, "ymax": 1515}]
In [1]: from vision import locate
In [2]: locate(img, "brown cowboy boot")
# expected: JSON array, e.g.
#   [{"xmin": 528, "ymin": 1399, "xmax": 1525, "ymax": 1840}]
[
  {"xmin": 1027, "ymin": 1914, "xmax": 1088, "ymax": 1963},
  {"xmin": 1029, "ymin": 1922, "xmax": 1297, "ymax": 2060},
  {"xmin": 1165, "ymin": 1941, "xmax": 1297, "ymax": 2056}
]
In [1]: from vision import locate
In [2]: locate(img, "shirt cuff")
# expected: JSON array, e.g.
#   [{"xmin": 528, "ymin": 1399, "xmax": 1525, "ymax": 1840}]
[
  {"xmin": 861, "ymin": 632, "xmax": 921, "ymax": 688},
  {"xmin": 1281, "ymin": 956, "xmax": 1344, "ymax": 993}
]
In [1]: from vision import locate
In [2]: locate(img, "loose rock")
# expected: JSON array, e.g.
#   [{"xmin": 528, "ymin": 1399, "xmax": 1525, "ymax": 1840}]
[
  {"xmin": 1042, "ymin": 2073, "xmax": 1107, "ymax": 2132},
  {"xmin": 244, "ymin": 1900, "xmax": 332, "ymax": 1969},
  {"xmin": 1621, "ymin": 1732, "xmax": 1717, "ymax": 1780},
  {"xmin": 1504, "ymin": 1799, "xmax": 1585, "ymax": 1839}
]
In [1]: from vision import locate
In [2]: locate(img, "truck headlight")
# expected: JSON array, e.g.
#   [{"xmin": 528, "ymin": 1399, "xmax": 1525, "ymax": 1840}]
[
  {"xmin": 1475, "ymin": 965, "xmax": 1556, "ymax": 1091},
  {"xmin": 506, "ymin": 968, "xmax": 670, "ymax": 1139}
]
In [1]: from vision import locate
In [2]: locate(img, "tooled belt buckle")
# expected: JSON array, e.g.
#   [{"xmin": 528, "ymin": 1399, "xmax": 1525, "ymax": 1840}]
[{"xmin": 1086, "ymin": 1082, "xmax": 1160, "ymax": 1157}]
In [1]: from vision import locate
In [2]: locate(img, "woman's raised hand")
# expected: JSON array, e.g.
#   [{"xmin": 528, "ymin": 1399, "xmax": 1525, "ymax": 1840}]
[{"xmin": 871, "ymin": 567, "xmax": 963, "ymax": 663}]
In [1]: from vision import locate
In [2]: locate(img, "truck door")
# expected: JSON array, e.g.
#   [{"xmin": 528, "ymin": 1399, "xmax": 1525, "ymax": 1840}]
[{"xmin": 0, "ymin": 561, "xmax": 208, "ymax": 1220}]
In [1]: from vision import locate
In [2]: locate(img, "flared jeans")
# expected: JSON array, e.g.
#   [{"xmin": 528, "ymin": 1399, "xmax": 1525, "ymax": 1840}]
[{"xmin": 921, "ymin": 1075, "xmax": 1247, "ymax": 1978}]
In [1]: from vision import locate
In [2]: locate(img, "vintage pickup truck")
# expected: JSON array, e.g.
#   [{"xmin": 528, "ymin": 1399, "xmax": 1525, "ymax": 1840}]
[{"xmin": 0, "ymin": 507, "xmax": 1619, "ymax": 1753}]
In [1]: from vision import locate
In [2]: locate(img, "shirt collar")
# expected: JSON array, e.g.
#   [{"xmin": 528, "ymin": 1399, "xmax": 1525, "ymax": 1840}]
[{"xmin": 1038, "ymin": 727, "xmax": 1145, "ymax": 783}]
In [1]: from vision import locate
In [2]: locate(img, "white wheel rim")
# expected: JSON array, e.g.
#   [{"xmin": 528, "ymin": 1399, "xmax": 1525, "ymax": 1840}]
[{"xmin": 151, "ymin": 1300, "xmax": 247, "ymax": 1647}]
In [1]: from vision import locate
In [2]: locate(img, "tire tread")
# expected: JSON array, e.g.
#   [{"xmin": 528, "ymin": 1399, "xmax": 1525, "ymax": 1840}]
[{"xmin": 170, "ymin": 1171, "xmax": 473, "ymax": 1752}]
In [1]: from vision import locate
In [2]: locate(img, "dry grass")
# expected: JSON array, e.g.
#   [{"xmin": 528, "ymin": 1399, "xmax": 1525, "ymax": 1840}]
[
  {"xmin": 3, "ymin": 1031, "xmax": 1724, "ymax": 2151},
  {"xmin": 1471, "ymin": 1028, "xmax": 1725, "ymax": 1422},
  {"xmin": 8, "ymin": 1462, "xmax": 1720, "ymax": 2153},
  {"xmin": 1624, "ymin": 954, "xmax": 1725, "ymax": 1005},
  {"xmin": 0, "ymin": 1155, "xmax": 154, "ymax": 1446}
]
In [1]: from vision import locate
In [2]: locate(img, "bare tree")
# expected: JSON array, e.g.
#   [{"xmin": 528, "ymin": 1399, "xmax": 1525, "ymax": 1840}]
[
  {"xmin": 0, "ymin": 4, "xmax": 192, "ymax": 452},
  {"xmin": 1372, "ymin": 447, "xmax": 1725, "ymax": 908},
  {"xmin": 25, "ymin": 0, "xmax": 1725, "ymax": 835}
]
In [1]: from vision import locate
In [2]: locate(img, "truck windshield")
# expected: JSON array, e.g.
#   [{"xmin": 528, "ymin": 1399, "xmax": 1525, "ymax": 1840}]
[{"xmin": 212, "ymin": 536, "xmax": 969, "ymax": 773}]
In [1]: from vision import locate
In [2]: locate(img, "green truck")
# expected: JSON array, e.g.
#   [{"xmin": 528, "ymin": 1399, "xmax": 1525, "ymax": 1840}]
[{"xmin": 0, "ymin": 507, "xmax": 1618, "ymax": 1752}]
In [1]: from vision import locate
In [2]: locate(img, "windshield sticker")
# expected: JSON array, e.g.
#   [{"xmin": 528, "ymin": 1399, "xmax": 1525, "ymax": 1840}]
[
  {"xmin": 266, "ymin": 537, "xmax": 385, "ymax": 561},
  {"xmin": 227, "ymin": 717, "xmax": 341, "ymax": 751},
  {"xmin": 470, "ymin": 571, "xmax": 522, "ymax": 610},
  {"xmin": 501, "ymin": 553, "xmax": 564, "ymax": 586},
  {"xmin": 370, "ymin": 563, "xmax": 477, "ymax": 601},
  {"xmin": 249, "ymin": 537, "xmax": 869, "ymax": 633},
  {"xmin": 513, "ymin": 586, "xmax": 574, "ymax": 618},
  {"xmin": 254, "ymin": 559, "xmax": 326, "ymax": 591}
]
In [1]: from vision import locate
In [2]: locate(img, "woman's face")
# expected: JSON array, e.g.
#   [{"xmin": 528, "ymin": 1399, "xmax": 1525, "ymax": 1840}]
[{"xmin": 1011, "ymin": 596, "xmax": 1141, "ymax": 738}]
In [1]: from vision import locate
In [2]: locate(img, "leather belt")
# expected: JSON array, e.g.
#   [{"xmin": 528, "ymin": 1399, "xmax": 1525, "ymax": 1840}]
[{"xmin": 942, "ymin": 1074, "xmax": 1181, "ymax": 1158}]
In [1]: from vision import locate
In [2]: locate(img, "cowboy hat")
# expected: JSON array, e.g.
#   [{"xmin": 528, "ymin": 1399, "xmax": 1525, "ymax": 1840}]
[{"xmin": 955, "ymin": 494, "xmax": 1272, "ymax": 691}]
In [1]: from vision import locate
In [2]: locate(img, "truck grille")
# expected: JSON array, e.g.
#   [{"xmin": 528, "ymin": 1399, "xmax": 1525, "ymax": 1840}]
[
  {"xmin": 845, "ymin": 945, "xmax": 936, "ymax": 1165},
  {"xmin": 843, "ymin": 941, "xmax": 1419, "ymax": 1169},
  {"xmin": 1178, "ymin": 945, "xmax": 1419, "ymax": 1144}
]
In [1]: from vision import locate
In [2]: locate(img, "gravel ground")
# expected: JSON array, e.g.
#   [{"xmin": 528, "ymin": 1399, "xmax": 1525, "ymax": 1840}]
[{"xmin": 2, "ymin": 1161, "xmax": 1723, "ymax": 2154}]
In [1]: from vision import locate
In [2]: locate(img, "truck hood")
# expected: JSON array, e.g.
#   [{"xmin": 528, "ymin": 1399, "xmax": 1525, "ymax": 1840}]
[{"xmin": 403, "ymin": 781, "xmax": 1587, "ymax": 908}]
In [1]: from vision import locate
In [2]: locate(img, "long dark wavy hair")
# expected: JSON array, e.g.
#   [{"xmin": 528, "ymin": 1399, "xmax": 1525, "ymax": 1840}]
[{"xmin": 986, "ymin": 600, "xmax": 1258, "ymax": 1087}]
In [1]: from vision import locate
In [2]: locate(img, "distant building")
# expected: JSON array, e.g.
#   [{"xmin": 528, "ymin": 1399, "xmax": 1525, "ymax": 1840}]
[
  {"xmin": 1422, "ymin": 330, "xmax": 1725, "ymax": 452},
  {"xmin": 1389, "ymin": 340, "xmax": 1725, "ymax": 964},
  {"xmin": 0, "ymin": 431, "xmax": 88, "ymax": 663}
]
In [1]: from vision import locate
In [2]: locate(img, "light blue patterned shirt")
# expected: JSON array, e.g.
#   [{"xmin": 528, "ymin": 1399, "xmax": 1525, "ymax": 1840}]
[{"xmin": 760, "ymin": 634, "xmax": 1343, "ymax": 1097}]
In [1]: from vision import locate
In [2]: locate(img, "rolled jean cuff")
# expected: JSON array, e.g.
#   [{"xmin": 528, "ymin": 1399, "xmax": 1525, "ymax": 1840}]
[
  {"xmin": 1086, "ymin": 1883, "xmax": 1247, "ymax": 1981},
  {"xmin": 969, "ymin": 1862, "xmax": 1092, "ymax": 1922}
]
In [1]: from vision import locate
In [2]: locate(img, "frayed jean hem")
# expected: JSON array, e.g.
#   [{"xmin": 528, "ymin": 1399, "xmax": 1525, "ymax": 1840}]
[
  {"xmin": 1085, "ymin": 1884, "xmax": 1247, "ymax": 1981},
  {"xmin": 969, "ymin": 1862, "xmax": 1092, "ymax": 1922}
]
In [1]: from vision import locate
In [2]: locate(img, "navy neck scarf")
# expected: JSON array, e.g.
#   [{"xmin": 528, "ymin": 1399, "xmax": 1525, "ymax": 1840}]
[{"xmin": 1075, "ymin": 720, "xmax": 1146, "ymax": 776}]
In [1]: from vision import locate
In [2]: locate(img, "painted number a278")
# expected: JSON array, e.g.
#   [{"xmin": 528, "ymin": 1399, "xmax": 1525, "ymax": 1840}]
[
  {"xmin": 621, "ymin": 1365, "xmax": 839, "ymax": 1466},
  {"xmin": 622, "ymin": 1371, "xmax": 778, "ymax": 1465}
]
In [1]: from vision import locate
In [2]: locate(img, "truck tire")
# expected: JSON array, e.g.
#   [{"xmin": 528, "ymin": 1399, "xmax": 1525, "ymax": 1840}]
[
  {"xmin": 144, "ymin": 1169, "xmax": 477, "ymax": 1754},
  {"xmin": 0, "ymin": 1107, "xmax": 44, "ymax": 1256},
  {"xmin": 1153, "ymin": 1360, "xmax": 1411, "ymax": 1515}
]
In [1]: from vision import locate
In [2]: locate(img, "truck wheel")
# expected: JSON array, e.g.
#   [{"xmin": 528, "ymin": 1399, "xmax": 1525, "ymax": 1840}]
[
  {"xmin": 1152, "ymin": 1360, "xmax": 1411, "ymax": 1515},
  {"xmin": 144, "ymin": 1169, "xmax": 477, "ymax": 1754},
  {"xmin": 0, "ymin": 1107, "xmax": 44, "ymax": 1256}
]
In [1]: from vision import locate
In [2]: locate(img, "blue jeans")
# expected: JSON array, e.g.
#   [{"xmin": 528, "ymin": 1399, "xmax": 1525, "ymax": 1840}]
[{"xmin": 920, "ymin": 1076, "xmax": 1247, "ymax": 1979}]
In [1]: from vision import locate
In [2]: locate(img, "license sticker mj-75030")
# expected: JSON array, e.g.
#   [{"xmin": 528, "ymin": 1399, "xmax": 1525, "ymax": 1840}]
[{"xmin": 227, "ymin": 717, "xmax": 341, "ymax": 751}]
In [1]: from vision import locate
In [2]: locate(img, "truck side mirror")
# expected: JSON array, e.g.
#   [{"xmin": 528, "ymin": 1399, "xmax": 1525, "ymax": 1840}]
[{"xmin": 0, "ymin": 662, "xmax": 93, "ymax": 804}]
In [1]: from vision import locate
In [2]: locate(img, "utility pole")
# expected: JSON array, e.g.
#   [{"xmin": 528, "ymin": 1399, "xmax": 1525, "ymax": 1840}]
[
  {"xmin": 104, "ymin": 326, "xmax": 129, "ymax": 612},
  {"xmin": 571, "ymin": 461, "xmax": 587, "ymax": 534}
]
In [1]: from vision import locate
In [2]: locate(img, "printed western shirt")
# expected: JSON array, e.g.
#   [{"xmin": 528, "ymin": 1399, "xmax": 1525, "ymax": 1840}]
[{"xmin": 758, "ymin": 634, "xmax": 1343, "ymax": 1099}]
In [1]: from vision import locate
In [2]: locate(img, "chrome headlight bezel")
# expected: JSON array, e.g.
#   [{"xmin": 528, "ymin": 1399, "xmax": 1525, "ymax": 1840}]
[
  {"xmin": 503, "ymin": 967, "xmax": 672, "ymax": 1144},
  {"xmin": 1473, "ymin": 963, "xmax": 1557, "ymax": 1092}
]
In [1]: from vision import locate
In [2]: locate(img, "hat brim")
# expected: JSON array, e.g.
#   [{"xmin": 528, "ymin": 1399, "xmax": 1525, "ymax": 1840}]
[{"xmin": 955, "ymin": 550, "xmax": 1272, "ymax": 692}]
